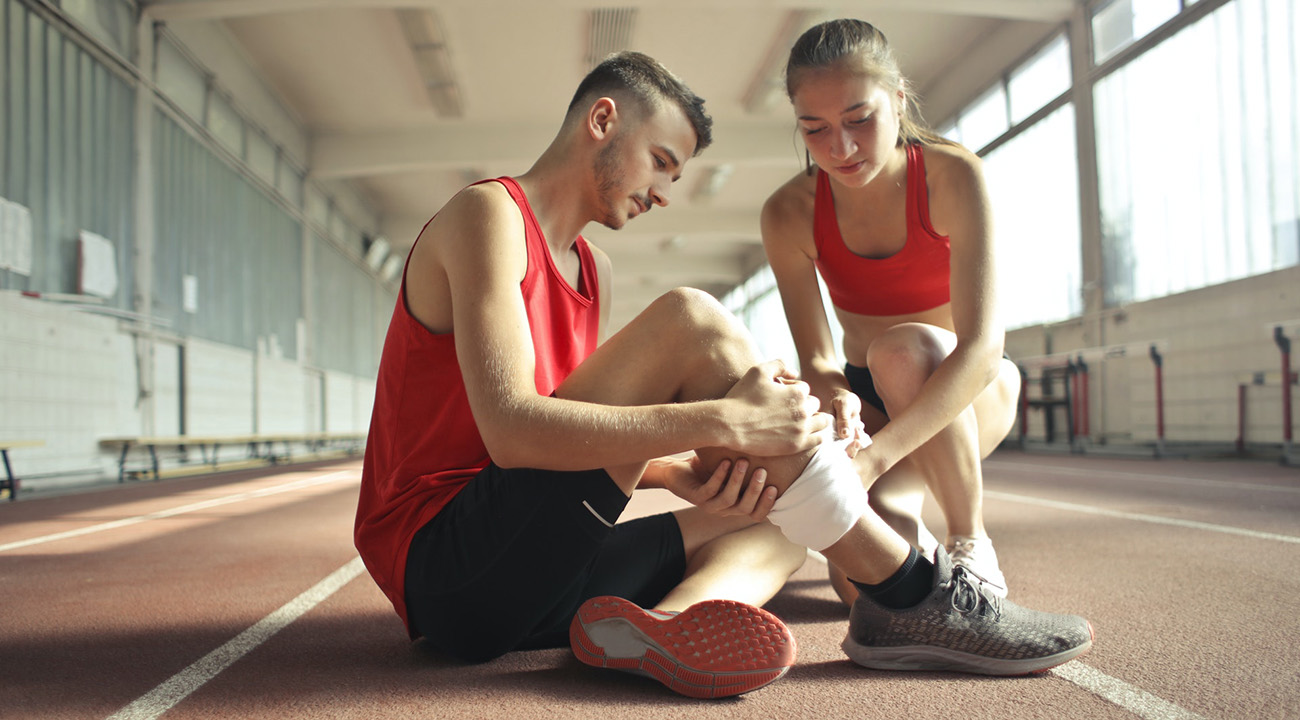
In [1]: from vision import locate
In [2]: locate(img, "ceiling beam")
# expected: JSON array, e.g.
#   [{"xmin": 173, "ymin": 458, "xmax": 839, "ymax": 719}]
[
  {"xmin": 312, "ymin": 125, "xmax": 555, "ymax": 180},
  {"xmin": 312, "ymin": 122, "xmax": 798, "ymax": 180},
  {"xmin": 145, "ymin": 0, "xmax": 1073, "ymax": 23}
]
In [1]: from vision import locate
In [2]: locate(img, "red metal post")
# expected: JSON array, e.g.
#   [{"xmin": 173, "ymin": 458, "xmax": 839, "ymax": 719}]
[
  {"xmin": 1150, "ymin": 344, "xmax": 1165, "ymax": 452},
  {"xmin": 1237, "ymin": 383, "xmax": 1247, "ymax": 455},
  {"xmin": 1019, "ymin": 367, "xmax": 1029, "ymax": 441},
  {"xmin": 1277, "ymin": 327, "xmax": 1293, "ymax": 445},
  {"xmin": 1078, "ymin": 355, "xmax": 1090, "ymax": 438},
  {"xmin": 1069, "ymin": 360, "xmax": 1080, "ymax": 442}
]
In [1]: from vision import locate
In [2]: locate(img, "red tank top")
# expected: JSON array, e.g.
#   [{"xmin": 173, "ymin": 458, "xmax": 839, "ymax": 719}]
[
  {"xmin": 813, "ymin": 143, "xmax": 950, "ymax": 316},
  {"xmin": 354, "ymin": 177, "xmax": 601, "ymax": 632}
]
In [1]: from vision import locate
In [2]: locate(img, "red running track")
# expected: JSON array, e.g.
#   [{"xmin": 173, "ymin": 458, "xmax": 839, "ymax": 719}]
[{"xmin": 2, "ymin": 451, "xmax": 1298, "ymax": 719}]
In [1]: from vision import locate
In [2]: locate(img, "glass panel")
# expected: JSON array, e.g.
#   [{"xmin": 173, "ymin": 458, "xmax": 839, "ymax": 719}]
[
  {"xmin": 983, "ymin": 104, "xmax": 1082, "ymax": 327},
  {"xmin": 305, "ymin": 185, "xmax": 329, "ymax": 230},
  {"xmin": 1095, "ymin": 0, "xmax": 1299, "ymax": 305},
  {"xmin": 207, "ymin": 91, "xmax": 243, "ymax": 157},
  {"xmin": 246, "ymin": 128, "xmax": 276, "ymax": 186},
  {"xmin": 1093, "ymin": 0, "xmax": 1182, "ymax": 64},
  {"xmin": 1008, "ymin": 34, "xmax": 1071, "ymax": 124},
  {"xmin": 58, "ymin": 0, "xmax": 132, "ymax": 57},
  {"xmin": 955, "ymin": 84, "xmax": 1009, "ymax": 152},
  {"xmin": 278, "ymin": 160, "xmax": 304, "ymax": 208},
  {"xmin": 153, "ymin": 112, "xmax": 303, "ymax": 357},
  {"xmin": 156, "ymin": 36, "xmax": 206, "ymax": 121},
  {"xmin": 935, "ymin": 121, "xmax": 960, "ymax": 145}
]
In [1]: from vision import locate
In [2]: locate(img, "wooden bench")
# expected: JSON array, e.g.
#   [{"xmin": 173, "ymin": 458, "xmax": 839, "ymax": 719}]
[
  {"xmin": 99, "ymin": 433, "xmax": 366, "ymax": 483},
  {"xmin": 1, "ymin": 439, "xmax": 44, "ymax": 501}
]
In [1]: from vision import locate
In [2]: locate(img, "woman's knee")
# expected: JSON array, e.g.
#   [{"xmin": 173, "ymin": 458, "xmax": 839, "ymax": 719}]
[{"xmin": 865, "ymin": 324, "xmax": 948, "ymax": 405}]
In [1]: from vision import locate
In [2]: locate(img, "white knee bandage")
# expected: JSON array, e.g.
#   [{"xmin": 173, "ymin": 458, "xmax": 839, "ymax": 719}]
[{"xmin": 766, "ymin": 438, "xmax": 869, "ymax": 552}]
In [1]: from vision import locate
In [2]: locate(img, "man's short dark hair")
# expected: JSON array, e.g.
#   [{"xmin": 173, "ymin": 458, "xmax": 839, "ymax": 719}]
[{"xmin": 566, "ymin": 51, "xmax": 713, "ymax": 155}]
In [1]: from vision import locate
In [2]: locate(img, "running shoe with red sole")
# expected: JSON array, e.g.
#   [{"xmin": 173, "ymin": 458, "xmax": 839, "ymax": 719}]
[{"xmin": 569, "ymin": 595, "xmax": 797, "ymax": 699}]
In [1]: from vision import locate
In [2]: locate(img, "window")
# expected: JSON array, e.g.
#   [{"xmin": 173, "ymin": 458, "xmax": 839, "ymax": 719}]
[
  {"xmin": 156, "ymin": 36, "xmax": 206, "ymax": 122},
  {"xmin": 246, "ymin": 129, "xmax": 276, "ymax": 187},
  {"xmin": 955, "ymin": 84, "xmax": 1009, "ymax": 152},
  {"xmin": 207, "ymin": 91, "xmax": 244, "ymax": 157},
  {"xmin": 57, "ymin": 0, "xmax": 134, "ymax": 58},
  {"xmin": 1008, "ymin": 35, "xmax": 1071, "ymax": 124},
  {"xmin": 1094, "ymin": 0, "xmax": 1298, "ymax": 305},
  {"xmin": 1092, "ymin": 0, "xmax": 1182, "ymax": 63},
  {"xmin": 983, "ymin": 104, "xmax": 1083, "ymax": 328}
]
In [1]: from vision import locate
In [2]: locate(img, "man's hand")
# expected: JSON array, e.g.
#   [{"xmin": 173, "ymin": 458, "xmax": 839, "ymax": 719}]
[
  {"xmin": 722, "ymin": 360, "xmax": 833, "ymax": 457},
  {"xmin": 656, "ymin": 454, "xmax": 778, "ymax": 520}
]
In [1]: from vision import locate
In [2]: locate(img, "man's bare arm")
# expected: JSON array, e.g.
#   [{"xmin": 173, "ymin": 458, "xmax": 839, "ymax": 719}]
[{"xmin": 411, "ymin": 183, "xmax": 824, "ymax": 473}]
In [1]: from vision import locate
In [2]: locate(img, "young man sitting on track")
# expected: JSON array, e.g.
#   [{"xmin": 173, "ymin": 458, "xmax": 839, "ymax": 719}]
[{"xmin": 354, "ymin": 51, "xmax": 1093, "ymax": 700}]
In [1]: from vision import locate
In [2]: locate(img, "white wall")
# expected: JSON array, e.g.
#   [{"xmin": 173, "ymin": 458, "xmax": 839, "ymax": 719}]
[{"xmin": 1008, "ymin": 265, "xmax": 1300, "ymax": 448}]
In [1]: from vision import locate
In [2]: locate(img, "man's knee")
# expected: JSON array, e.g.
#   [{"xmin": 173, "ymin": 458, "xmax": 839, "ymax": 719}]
[{"xmin": 652, "ymin": 287, "xmax": 745, "ymax": 340}]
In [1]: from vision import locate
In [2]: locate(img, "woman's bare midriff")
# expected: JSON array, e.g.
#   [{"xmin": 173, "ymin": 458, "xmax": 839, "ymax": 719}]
[{"xmin": 834, "ymin": 302, "xmax": 954, "ymax": 366}]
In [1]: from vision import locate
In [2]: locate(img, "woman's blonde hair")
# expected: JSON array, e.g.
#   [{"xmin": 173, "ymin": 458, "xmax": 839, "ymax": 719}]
[{"xmin": 785, "ymin": 19, "xmax": 953, "ymax": 150}]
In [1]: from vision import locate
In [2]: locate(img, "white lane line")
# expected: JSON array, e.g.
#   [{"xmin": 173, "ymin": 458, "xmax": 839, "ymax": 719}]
[
  {"xmin": 1052, "ymin": 662, "xmax": 1206, "ymax": 720},
  {"xmin": 0, "ymin": 470, "xmax": 358, "ymax": 553},
  {"xmin": 984, "ymin": 460, "xmax": 1300, "ymax": 495},
  {"xmin": 985, "ymin": 490, "xmax": 1300, "ymax": 544},
  {"xmin": 106, "ymin": 557, "xmax": 365, "ymax": 720}
]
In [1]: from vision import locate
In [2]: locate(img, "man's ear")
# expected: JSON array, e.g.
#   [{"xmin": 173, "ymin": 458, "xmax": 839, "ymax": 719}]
[{"xmin": 587, "ymin": 97, "xmax": 618, "ymax": 141}]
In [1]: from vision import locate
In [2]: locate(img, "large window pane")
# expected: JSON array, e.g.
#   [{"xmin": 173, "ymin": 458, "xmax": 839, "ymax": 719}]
[
  {"xmin": 1008, "ymin": 34, "xmax": 1070, "ymax": 124},
  {"xmin": 207, "ymin": 91, "xmax": 243, "ymax": 157},
  {"xmin": 1095, "ymin": 0, "xmax": 1299, "ymax": 306},
  {"xmin": 1093, "ymin": 0, "xmax": 1182, "ymax": 63},
  {"xmin": 956, "ymin": 84, "xmax": 1009, "ymax": 153},
  {"xmin": 156, "ymin": 36, "xmax": 206, "ymax": 121},
  {"xmin": 58, "ymin": 0, "xmax": 133, "ymax": 58},
  {"xmin": 983, "ymin": 104, "xmax": 1082, "ymax": 328},
  {"xmin": 246, "ymin": 128, "xmax": 276, "ymax": 186}
]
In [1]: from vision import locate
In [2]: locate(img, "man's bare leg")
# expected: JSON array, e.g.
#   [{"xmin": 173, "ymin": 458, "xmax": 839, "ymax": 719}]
[{"xmin": 554, "ymin": 288, "xmax": 814, "ymax": 607}]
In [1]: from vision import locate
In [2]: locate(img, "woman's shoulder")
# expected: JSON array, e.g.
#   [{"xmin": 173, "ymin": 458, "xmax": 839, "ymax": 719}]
[
  {"xmin": 762, "ymin": 170, "xmax": 818, "ymax": 226},
  {"xmin": 917, "ymin": 142, "xmax": 983, "ymax": 191}
]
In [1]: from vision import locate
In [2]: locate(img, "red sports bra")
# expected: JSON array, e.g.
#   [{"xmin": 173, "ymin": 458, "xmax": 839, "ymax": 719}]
[{"xmin": 812, "ymin": 143, "xmax": 950, "ymax": 316}]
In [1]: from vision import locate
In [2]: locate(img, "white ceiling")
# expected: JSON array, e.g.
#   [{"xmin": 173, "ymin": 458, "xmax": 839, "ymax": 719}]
[{"xmin": 143, "ymin": 0, "xmax": 1074, "ymax": 330}]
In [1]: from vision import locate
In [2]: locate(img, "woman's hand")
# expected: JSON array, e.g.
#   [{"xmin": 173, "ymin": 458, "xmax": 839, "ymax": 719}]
[
  {"xmin": 830, "ymin": 388, "xmax": 871, "ymax": 457},
  {"xmin": 657, "ymin": 454, "xmax": 778, "ymax": 520}
]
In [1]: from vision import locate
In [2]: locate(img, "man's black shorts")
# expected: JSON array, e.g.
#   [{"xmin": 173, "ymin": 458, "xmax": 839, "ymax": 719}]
[{"xmin": 404, "ymin": 463, "xmax": 686, "ymax": 662}]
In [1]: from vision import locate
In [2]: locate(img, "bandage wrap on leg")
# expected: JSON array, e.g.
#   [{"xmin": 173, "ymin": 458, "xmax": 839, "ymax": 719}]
[{"xmin": 766, "ymin": 439, "xmax": 869, "ymax": 552}]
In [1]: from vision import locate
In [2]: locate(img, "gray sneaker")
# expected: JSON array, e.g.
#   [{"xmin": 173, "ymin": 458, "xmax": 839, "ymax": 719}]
[{"xmin": 842, "ymin": 549, "xmax": 1093, "ymax": 675}]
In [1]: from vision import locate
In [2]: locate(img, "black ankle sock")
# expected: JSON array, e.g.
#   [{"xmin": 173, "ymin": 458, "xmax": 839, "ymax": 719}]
[{"xmin": 850, "ymin": 547, "xmax": 935, "ymax": 610}]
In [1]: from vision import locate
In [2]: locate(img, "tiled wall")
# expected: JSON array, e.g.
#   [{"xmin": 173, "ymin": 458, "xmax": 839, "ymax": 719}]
[
  {"xmin": 185, "ymin": 338, "xmax": 256, "ymax": 436},
  {"xmin": 0, "ymin": 293, "xmax": 375, "ymax": 489},
  {"xmin": 0, "ymin": 293, "xmax": 139, "ymax": 479},
  {"xmin": 256, "ymin": 355, "xmax": 308, "ymax": 434}
]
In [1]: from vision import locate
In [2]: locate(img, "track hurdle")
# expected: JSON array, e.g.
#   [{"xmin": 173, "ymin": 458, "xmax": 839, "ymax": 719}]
[{"xmin": 1016, "ymin": 340, "xmax": 1168, "ymax": 455}]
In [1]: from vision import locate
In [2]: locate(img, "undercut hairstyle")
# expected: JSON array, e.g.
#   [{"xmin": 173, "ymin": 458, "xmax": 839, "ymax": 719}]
[{"xmin": 566, "ymin": 51, "xmax": 713, "ymax": 155}]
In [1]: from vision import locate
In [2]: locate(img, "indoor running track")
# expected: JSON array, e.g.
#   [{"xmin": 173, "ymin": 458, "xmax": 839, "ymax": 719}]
[{"xmin": 2, "ymin": 451, "xmax": 1297, "ymax": 719}]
